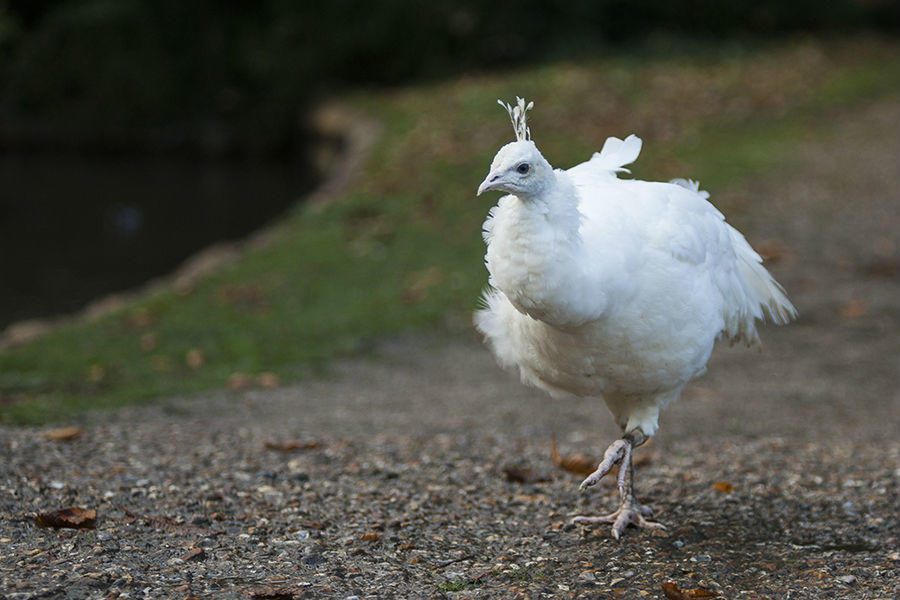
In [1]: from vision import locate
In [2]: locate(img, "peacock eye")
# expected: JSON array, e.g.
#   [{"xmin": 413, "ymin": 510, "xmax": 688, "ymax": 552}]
[{"xmin": 516, "ymin": 163, "xmax": 530, "ymax": 174}]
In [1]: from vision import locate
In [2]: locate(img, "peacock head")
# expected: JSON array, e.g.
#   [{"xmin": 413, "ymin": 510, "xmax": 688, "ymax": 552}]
[{"xmin": 477, "ymin": 98, "xmax": 553, "ymax": 199}]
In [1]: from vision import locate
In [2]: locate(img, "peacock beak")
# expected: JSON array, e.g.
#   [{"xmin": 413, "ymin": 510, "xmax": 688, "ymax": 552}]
[{"xmin": 477, "ymin": 173, "xmax": 502, "ymax": 196}]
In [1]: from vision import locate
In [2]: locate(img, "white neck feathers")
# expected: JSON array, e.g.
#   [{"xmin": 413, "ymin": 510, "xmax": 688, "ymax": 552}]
[{"xmin": 484, "ymin": 172, "xmax": 606, "ymax": 327}]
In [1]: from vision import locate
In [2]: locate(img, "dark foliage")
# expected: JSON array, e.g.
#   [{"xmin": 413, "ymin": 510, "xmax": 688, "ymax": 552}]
[{"xmin": 1, "ymin": 0, "xmax": 896, "ymax": 154}]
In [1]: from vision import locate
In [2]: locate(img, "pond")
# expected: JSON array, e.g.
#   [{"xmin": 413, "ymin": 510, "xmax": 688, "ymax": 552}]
[{"xmin": 0, "ymin": 151, "xmax": 317, "ymax": 329}]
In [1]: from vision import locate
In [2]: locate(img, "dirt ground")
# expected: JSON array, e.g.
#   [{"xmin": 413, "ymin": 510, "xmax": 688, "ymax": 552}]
[{"xmin": 2, "ymin": 100, "xmax": 899, "ymax": 599}]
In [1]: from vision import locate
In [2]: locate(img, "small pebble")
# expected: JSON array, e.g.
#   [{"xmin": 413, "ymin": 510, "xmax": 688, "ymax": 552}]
[
  {"xmin": 579, "ymin": 570, "xmax": 596, "ymax": 581},
  {"xmin": 836, "ymin": 575, "xmax": 856, "ymax": 585}
]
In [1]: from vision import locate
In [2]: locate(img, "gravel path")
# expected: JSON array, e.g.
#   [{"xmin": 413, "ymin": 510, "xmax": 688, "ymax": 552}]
[{"xmin": 2, "ymin": 100, "xmax": 899, "ymax": 599}]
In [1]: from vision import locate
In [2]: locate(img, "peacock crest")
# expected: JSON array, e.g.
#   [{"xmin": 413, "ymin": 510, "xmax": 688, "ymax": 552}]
[{"xmin": 498, "ymin": 97, "xmax": 534, "ymax": 142}]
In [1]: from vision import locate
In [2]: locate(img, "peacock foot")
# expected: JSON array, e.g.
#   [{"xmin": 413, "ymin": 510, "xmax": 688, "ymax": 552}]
[
  {"xmin": 578, "ymin": 437, "xmax": 630, "ymax": 491},
  {"xmin": 572, "ymin": 502, "xmax": 665, "ymax": 539},
  {"xmin": 572, "ymin": 431, "xmax": 665, "ymax": 538}
]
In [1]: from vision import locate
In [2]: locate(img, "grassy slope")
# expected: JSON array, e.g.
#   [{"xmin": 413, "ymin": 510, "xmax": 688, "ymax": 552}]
[{"xmin": 2, "ymin": 36, "xmax": 899, "ymax": 424}]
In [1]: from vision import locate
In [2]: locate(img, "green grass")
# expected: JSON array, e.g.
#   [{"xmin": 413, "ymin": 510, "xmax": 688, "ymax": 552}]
[
  {"xmin": 437, "ymin": 579, "xmax": 483, "ymax": 592},
  {"xmin": 2, "ymin": 36, "xmax": 899, "ymax": 424}
]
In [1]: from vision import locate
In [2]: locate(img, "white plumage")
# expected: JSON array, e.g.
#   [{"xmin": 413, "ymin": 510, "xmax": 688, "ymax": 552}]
[{"xmin": 475, "ymin": 98, "xmax": 796, "ymax": 537}]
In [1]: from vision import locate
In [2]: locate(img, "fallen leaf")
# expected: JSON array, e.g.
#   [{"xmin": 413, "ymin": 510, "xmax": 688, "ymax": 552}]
[
  {"xmin": 662, "ymin": 581, "xmax": 719, "ymax": 599},
  {"xmin": 247, "ymin": 586, "xmax": 299, "ymax": 599},
  {"xmin": 119, "ymin": 507, "xmax": 215, "ymax": 534},
  {"xmin": 754, "ymin": 239, "xmax": 791, "ymax": 263},
  {"xmin": 687, "ymin": 387, "xmax": 719, "ymax": 402},
  {"xmin": 181, "ymin": 547, "xmax": 204, "ymax": 562},
  {"xmin": 34, "ymin": 507, "xmax": 97, "ymax": 529},
  {"xmin": 298, "ymin": 519, "xmax": 324, "ymax": 530},
  {"xmin": 550, "ymin": 436, "xmax": 597, "ymax": 477},
  {"xmin": 43, "ymin": 426, "xmax": 83, "ymax": 441},
  {"xmin": 712, "ymin": 481, "xmax": 734, "ymax": 494},
  {"xmin": 661, "ymin": 583, "xmax": 685, "ymax": 600},
  {"xmin": 360, "ymin": 532, "xmax": 380, "ymax": 542},
  {"xmin": 185, "ymin": 348, "xmax": 205, "ymax": 369},
  {"xmin": 139, "ymin": 332, "xmax": 158, "ymax": 351},
  {"xmin": 798, "ymin": 568, "xmax": 831, "ymax": 581},
  {"xmin": 633, "ymin": 450, "xmax": 657, "ymax": 468},
  {"xmin": 503, "ymin": 465, "xmax": 550, "ymax": 484},
  {"xmin": 228, "ymin": 373, "xmax": 253, "ymax": 390},
  {"xmin": 257, "ymin": 372, "xmax": 280, "ymax": 389},
  {"xmin": 130, "ymin": 308, "xmax": 154, "ymax": 328},
  {"xmin": 864, "ymin": 257, "xmax": 900, "ymax": 278},
  {"xmin": 264, "ymin": 440, "xmax": 319, "ymax": 452},
  {"xmin": 840, "ymin": 299, "xmax": 867, "ymax": 319}
]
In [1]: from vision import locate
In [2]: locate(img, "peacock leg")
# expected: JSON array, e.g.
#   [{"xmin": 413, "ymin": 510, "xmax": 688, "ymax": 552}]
[{"xmin": 571, "ymin": 430, "xmax": 666, "ymax": 538}]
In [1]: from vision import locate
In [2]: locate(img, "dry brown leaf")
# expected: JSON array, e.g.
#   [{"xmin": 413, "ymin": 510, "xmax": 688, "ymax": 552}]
[
  {"xmin": 298, "ymin": 519, "xmax": 324, "ymax": 530},
  {"xmin": 754, "ymin": 239, "xmax": 791, "ymax": 263},
  {"xmin": 502, "ymin": 465, "xmax": 550, "ymax": 484},
  {"xmin": 713, "ymin": 481, "xmax": 735, "ymax": 494},
  {"xmin": 228, "ymin": 373, "xmax": 253, "ymax": 390},
  {"xmin": 34, "ymin": 507, "xmax": 97, "ymax": 529},
  {"xmin": 550, "ymin": 436, "xmax": 597, "ymax": 477},
  {"xmin": 633, "ymin": 450, "xmax": 657, "ymax": 468},
  {"xmin": 185, "ymin": 348, "xmax": 205, "ymax": 369},
  {"xmin": 130, "ymin": 308, "xmax": 154, "ymax": 328},
  {"xmin": 360, "ymin": 532, "xmax": 380, "ymax": 542},
  {"xmin": 139, "ymin": 332, "xmax": 158, "ymax": 351},
  {"xmin": 264, "ymin": 440, "xmax": 319, "ymax": 452},
  {"xmin": 840, "ymin": 299, "xmax": 867, "ymax": 319},
  {"xmin": 662, "ymin": 581, "xmax": 719, "ymax": 599},
  {"xmin": 43, "ymin": 426, "xmax": 83, "ymax": 441},
  {"xmin": 257, "ymin": 372, "xmax": 280, "ymax": 389},
  {"xmin": 247, "ymin": 586, "xmax": 299, "ymax": 600},
  {"xmin": 864, "ymin": 257, "xmax": 900, "ymax": 278},
  {"xmin": 217, "ymin": 283, "xmax": 270, "ymax": 312},
  {"xmin": 181, "ymin": 547, "xmax": 205, "ymax": 562},
  {"xmin": 798, "ymin": 568, "xmax": 831, "ymax": 581},
  {"xmin": 119, "ymin": 507, "xmax": 214, "ymax": 534}
]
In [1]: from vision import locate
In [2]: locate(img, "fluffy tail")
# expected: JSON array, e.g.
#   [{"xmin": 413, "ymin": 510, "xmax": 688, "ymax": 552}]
[{"xmin": 726, "ymin": 225, "xmax": 797, "ymax": 345}]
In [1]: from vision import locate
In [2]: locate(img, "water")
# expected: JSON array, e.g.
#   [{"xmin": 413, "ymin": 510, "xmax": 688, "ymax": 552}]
[{"xmin": 0, "ymin": 152, "xmax": 316, "ymax": 328}]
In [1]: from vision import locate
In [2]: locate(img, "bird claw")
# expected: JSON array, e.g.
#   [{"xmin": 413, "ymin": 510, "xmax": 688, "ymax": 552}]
[
  {"xmin": 571, "ymin": 503, "xmax": 666, "ymax": 539},
  {"xmin": 572, "ymin": 433, "xmax": 665, "ymax": 537},
  {"xmin": 578, "ymin": 438, "xmax": 629, "ymax": 491}
]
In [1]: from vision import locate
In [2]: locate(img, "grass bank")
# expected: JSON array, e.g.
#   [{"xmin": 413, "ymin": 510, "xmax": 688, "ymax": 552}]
[{"xmin": 2, "ymin": 36, "xmax": 898, "ymax": 424}]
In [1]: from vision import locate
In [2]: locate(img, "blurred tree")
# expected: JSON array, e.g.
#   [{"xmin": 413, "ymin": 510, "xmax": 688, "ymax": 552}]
[{"xmin": 1, "ymin": 0, "xmax": 896, "ymax": 155}]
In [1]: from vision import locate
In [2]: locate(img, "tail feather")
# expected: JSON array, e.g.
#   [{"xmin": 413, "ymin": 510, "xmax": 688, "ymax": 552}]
[
  {"xmin": 590, "ymin": 134, "xmax": 642, "ymax": 173},
  {"xmin": 726, "ymin": 225, "xmax": 797, "ymax": 345}
]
